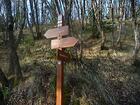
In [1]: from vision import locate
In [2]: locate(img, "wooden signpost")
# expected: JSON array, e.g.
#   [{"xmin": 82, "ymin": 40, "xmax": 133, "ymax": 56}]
[
  {"xmin": 44, "ymin": 26, "xmax": 69, "ymax": 39},
  {"xmin": 44, "ymin": 14, "xmax": 78, "ymax": 105},
  {"xmin": 51, "ymin": 37, "xmax": 78, "ymax": 49}
]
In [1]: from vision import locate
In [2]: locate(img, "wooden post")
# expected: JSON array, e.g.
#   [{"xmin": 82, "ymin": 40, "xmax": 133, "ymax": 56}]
[
  {"xmin": 56, "ymin": 15, "xmax": 64, "ymax": 105},
  {"xmin": 56, "ymin": 58, "xmax": 64, "ymax": 105},
  {"xmin": 44, "ymin": 14, "xmax": 78, "ymax": 105}
]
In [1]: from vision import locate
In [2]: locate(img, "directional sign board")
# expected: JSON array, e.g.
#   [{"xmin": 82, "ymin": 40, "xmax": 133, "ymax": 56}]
[
  {"xmin": 44, "ymin": 25, "xmax": 69, "ymax": 39},
  {"xmin": 51, "ymin": 37, "xmax": 78, "ymax": 49}
]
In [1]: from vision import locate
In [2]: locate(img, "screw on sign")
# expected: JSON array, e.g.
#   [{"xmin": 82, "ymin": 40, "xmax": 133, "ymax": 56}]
[{"xmin": 44, "ymin": 14, "xmax": 78, "ymax": 105}]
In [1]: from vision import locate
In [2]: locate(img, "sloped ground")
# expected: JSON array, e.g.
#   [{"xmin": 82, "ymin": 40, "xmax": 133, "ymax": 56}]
[
  {"xmin": 1, "ymin": 35, "xmax": 140, "ymax": 105},
  {"xmin": 0, "ymin": 48, "xmax": 9, "ymax": 74},
  {"xmin": 83, "ymin": 57, "xmax": 140, "ymax": 105}
]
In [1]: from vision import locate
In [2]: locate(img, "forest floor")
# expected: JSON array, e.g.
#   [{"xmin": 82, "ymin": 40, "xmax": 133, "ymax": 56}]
[{"xmin": 0, "ymin": 32, "xmax": 140, "ymax": 105}]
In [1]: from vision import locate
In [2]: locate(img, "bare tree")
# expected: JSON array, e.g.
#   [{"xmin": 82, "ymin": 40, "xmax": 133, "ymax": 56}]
[
  {"xmin": 28, "ymin": 0, "xmax": 41, "ymax": 40},
  {"xmin": 33, "ymin": 0, "xmax": 41, "ymax": 39},
  {"xmin": 109, "ymin": 0, "xmax": 115, "ymax": 47},
  {"xmin": 92, "ymin": 0, "xmax": 107, "ymax": 50},
  {"xmin": 131, "ymin": 0, "xmax": 140, "ymax": 62},
  {"xmin": 54, "ymin": 0, "xmax": 61, "ymax": 14},
  {"xmin": 116, "ymin": 0, "xmax": 126, "ymax": 46}
]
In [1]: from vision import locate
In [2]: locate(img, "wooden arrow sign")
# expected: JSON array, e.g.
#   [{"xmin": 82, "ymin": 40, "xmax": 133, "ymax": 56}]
[
  {"xmin": 44, "ymin": 25, "xmax": 69, "ymax": 39},
  {"xmin": 51, "ymin": 37, "xmax": 78, "ymax": 49}
]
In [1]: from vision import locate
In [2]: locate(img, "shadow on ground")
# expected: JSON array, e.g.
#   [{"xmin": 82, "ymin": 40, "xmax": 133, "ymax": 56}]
[
  {"xmin": 64, "ymin": 56, "xmax": 140, "ymax": 105},
  {"xmin": 5, "ymin": 56, "xmax": 140, "ymax": 105}
]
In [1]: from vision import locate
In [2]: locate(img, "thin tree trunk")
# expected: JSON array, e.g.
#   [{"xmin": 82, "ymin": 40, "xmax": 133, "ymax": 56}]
[
  {"xmin": 29, "ymin": 0, "xmax": 38, "ymax": 40},
  {"xmin": 41, "ymin": 1, "xmax": 44, "ymax": 24},
  {"xmin": 116, "ymin": 0, "xmax": 125, "ymax": 46},
  {"xmin": 0, "ymin": 88, "xmax": 5, "ymax": 105},
  {"xmin": 92, "ymin": 0, "xmax": 106, "ymax": 50},
  {"xmin": 131, "ymin": 0, "xmax": 140, "ymax": 61},
  {"xmin": 133, "ymin": 24, "xmax": 140, "ymax": 60},
  {"xmin": 33, "ymin": 0, "xmax": 41, "ymax": 39},
  {"xmin": 116, "ymin": 23, "xmax": 122, "ymax": 45},
  {"xmin": 55, "ymin": 0, "xmax": 61, "ymax": 14},
  {"xmin": 0, "ymin": 68, "xmax": 9, "ymax": 87},
  {"xmin": 110, "ymin": 0, "xmax": 115, "ymax": 47},
  {"xmin": 81, "ymin": 0, "xmax": 85, "ymax": 30},
  {"xmin": 16, "ymin": 0, "xmax": 26, "ymax": 48},
  {"xmin": 29, "ymin": 0, "xmax": 35, "ymax": 26},
  {"xmin": 26, "ymin": 7, "xmax": 35, "ymax": 40}
]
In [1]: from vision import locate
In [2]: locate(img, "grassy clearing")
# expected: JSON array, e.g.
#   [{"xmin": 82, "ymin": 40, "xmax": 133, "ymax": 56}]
[{"xmin": 0, "ymin": 23, "xmax": 140, "ymax": 105}]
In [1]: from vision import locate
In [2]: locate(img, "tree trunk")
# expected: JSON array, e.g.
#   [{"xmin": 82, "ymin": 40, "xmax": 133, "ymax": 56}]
[
  {"xmin": 133, "ymin": 25, "xmax": 140, "ymax": 60},
  {"xmin": 29, "ymin": 0, "xmax": 41, "ymax": 40},
  {"xmin": 0, "ymin": 68, "xmax": 9, "ymax": 105},
  {"xmin": 81, "ymin": 0, "xmax": 85, "ymax": 30},
  {"xmin": 131, "ymin": 0, "xmax": 140, "ymax": 61},
  {"xmin": 26, "ymin": 7, "xmax": 35, "ymax": 40},
  {"xmin": 100, "ymin": 30, "xmax": 106, "ymax": 50},
  {"xmin": 28, "ymin": 0, "xmax": 35, "ymax": 39},
  {"xmin": 16, "ymin": 0, "xmax": 26, "ymax": 48},
  {"xmin": 33, "ymin": 0, "xmax": 41, "ymax": 39},
  {"xmin": 0, "ymin": 68, "xmax": 9, "ymax": 87},
  {"xmin": 92, "ymin": 0, "xmax": 106, "ymax": 50},
  {"xmin": 116, "ymin": 0, "xmax": 125, "ymax": 46},
  {"xmin": 110, "ymin": 0, "xmax": 115, "ymax": 47},
  {"xmin": 54, "ymin": 0, "xmax": 61, "ymax": 14},
  {"xmin": 0, "ymin": 88, "xmax": 5, "ymax": 105},
  {"xmin": 63, "ymin": 0, "xmax": 73, "ymax": 27},
  {"xmin": 4, "ymin": 0, "xmax": 22, "ymax": 80}
]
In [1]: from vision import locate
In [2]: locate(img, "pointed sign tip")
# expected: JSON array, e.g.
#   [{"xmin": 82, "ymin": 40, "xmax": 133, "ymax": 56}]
[{"xmin": 44, "ymin": 25, "xmax": 69, "ymax": 39}]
